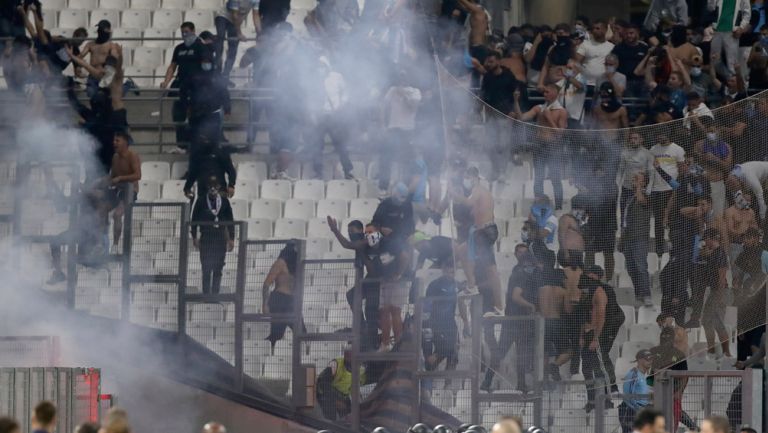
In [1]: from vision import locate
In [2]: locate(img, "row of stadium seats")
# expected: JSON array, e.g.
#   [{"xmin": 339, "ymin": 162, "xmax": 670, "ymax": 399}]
[{"xmin": 42, "ymin": 0, "xmax": 320, "ymax": 12}]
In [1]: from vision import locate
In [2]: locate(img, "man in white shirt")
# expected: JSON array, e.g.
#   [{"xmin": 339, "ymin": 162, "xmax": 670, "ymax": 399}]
[
  {"xmin": 575, "ymin": 19, "xmax": 615, "ymax": 88},
  {"xmin": 708, "ymin": 0, "xmax": 752, "ymax": 79},
  {"xmin": 554, "ymin": 59, "xmax": 588, "ymax": 127},
  {"xmin": 648, "ymin": 134, "xmax": 686, "ymax": 259},
  {"xmin": 682, "ymin": 91, "xmax": 713, "ymax": 131},
  {"xmin": 728, "ymin": 161, "xmax": 768, "ymax": 220},
  {"xmin": 594, "ymin": 54, "xmax": 627, "ymax": 102},
  {"xmin": 308, "ymin": 56, "xmax": 354, "ymax": 180},
  {"xmin": 214, "ymin": 0, "xmax": 260, "ymax": 82},
  {"xmin": 379, "ymin": 73, "xmax": 422, "ymax": 190}
]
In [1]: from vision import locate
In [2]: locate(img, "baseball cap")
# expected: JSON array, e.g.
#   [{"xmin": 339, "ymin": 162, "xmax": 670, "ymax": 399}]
[
  {"xmin": 633, "ymin": 349, "xmax": 655, "ymax": 362},
  {"xmin": 96, "ymin": 19, "xmax": 111, "ymax": 30}
]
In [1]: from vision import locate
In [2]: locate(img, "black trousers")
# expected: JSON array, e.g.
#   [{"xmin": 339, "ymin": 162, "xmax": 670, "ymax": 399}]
[
  {"xmin": 346, "ymin": 279, "xmax": 380, "ymax": 352},
  {"xmin": 200, "ymin": 236, "xmax": 226, "ymax": 294},
  {"xmin": 189, "ymin": 110, "xmax": 223, "ymax": 152},
  {"xmin": 650, "ymin": 190, "xmax": 672, "ymax": 255},
  {"xmin": 582, "ymin": 326, "xmax": 620, "ymax": 402},
  {"xmin": 311, "ymin": 114, "xmax": 354, "ymax": 178},
  {"xmin": 214, "ymin": 16, "xmax": 238, "ymax": 78},
  {"xmin": 483, "ymin": 319, "xmax": 534, "ymax": 389}
]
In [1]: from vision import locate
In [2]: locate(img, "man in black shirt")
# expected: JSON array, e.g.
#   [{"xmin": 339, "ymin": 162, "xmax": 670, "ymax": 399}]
[
  {"xmin": 371, "ymin": 183, "xmax": 415, "ymax": 241},
  {"xmin": 191, "ymin": 176, "xmax": 235, "ymax": 294},
  {"xmin": 423, "ymin": 262, "xmax": 468, "ymax": 375},
  {"xmin": 481, "ymin": 51, "xmax": 524, "ymax": 179},
  {"xmin": 412, "ymin": 232, "xmax": 454, "ymax": 269},
  {"xmin": 162, "ymin": 22, "xmax": 207, "ymax": 146},
  {"xmin": 482, "ymin": 244, "xmax": 541, "ymax": 393},
  {"xmin": 611, "ymin": 23, "xmax": 648, "ymax": 97}
]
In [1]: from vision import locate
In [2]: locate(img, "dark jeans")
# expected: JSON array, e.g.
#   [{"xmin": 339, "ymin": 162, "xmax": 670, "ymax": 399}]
[
  {"xmin": 582, "ymin": 326, "xmax": 620, "ymax": 403},
  {"xmin": 660, "ymin": 255, "xmax": 691, "ymax": 325},
  {"xmin": 311, "ymin": 114, "xmax": 353, "ymax": 178},
  {"xmin": 650, "ymin": 190, "xmax": 672, "ymax": 255},
  {"xmin": 533, "ymin": 146, "xmax": 563, "ymax": 209},
  {"xmin": 200, "ymin": 236, "xmax": 226, "ymax": 294},
  {"xmin": 346, "ymin": 278, "xmax": 380, "ymax": 352},
  {"xmin": 619, "ymin": 187, "xmax": 632, "ymax": 224},
  {"xmin": 189, "ymin": 110, "xmax": 223, "ymax": 150},
  {"xmin": 618, "ymin": 402, "xmax": 637, "ymax": 433},
  {"xmin": 214, "ymin": 16, "xmax": 238, "ymax": 78},
  {"xmin": 483, "ymin": 319, "xmax": 534, "ymax": 389},
  {"xmin": 623, "ymin": 234, "xmax": 650, "ymax": 299},
  {"xmin": 265, "ymin": 291, "xmax": 305, "ymax": 346}
]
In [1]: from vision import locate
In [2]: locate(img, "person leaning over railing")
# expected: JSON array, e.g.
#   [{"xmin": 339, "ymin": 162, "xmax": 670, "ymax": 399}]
[{"xmin": 617, "ymin": 349, "xmax": 654, "ymax": 433}]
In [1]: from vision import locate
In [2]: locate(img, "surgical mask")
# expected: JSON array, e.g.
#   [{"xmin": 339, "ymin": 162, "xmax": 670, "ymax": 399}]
[
  {"xmin": 690, "ymin": 66, "xmax": 702, "ymax": 77},
  {"xmin": 462, "ymin": 178, "xmax": 474, "ymax": 190},
  {"xmin": 183, "ymin": 33, "xmax": 197, "ymax": 47},
  {"xmin": 56, "ymin": 47, "xmax": 70, "ymax": 62},
  {"xmin": 521, "ymin": 228, "xmax": 530, "ymax": 243},
  {"xmin": 605, "ymin": 66, "xmax": 616, "ymax": 74},
  {"xmin": 564, "ymin": 68, "xmax": 575, "ymax": 78},
  {"xmin": 366, "ymin": 231, "xmax": 381, "ymax": 247},
  {"xmin": 706, "ymin": 132, "xmax": 718, "ymax": 141},
  {"xmin": 662, "ymin": 31, "xmax": 672, "ymax": 38},
  {"xmin": 201, "ymin": 62, "xmax": 213, "ymax": 71}
]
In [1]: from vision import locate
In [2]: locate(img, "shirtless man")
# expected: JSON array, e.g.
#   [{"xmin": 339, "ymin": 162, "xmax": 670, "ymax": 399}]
[
  {"xmin": 500, "ymin": 33, "xmax": 527, "ymax": 83},
  {"xmin": 538, "ymin": 268, "xmax": 577, "ymax": 381},
  {"xmin": 514, "ymin": 83, "xmax": 568, "ymax": 209},
  {"xmin": 558, "ymin": 195, "xmax": 589, "ymax": 269},
  {"xmin": 457, "ymin": 0, "xmax": 488, "ymax": 61},
  {"xmin": 450, "ymin": 166, "xmax": 503, "ymax": 316},
  {"xmin": 592, "ymin": 81, "xmax": 628, "ymax": 129},
  {"xmin": 724, "ymin": 191, "xmax": 758, "ymax": 290},
  {"xmin": 78, "ymin": 20, "xmax": 116, "ymax": 96},
  {"xmin": 109, "ymin": 130, "xmax": 141, "ymax": 252},
  {"xmin": 695, "ymin": 118, "xmax": 732, "ymax": 216}
]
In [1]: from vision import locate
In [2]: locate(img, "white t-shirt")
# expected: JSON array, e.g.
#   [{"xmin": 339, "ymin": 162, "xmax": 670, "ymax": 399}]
[
  {"xmin": 217, "ymin": 0, "xmax": 260, "ymax": 22},
  {"xmin": 682, "ymin": 102, "xmax": 714, "ymax": 129},
  {"xmin": 555, "ymin": 75, "xmax": 587, "ymax": 122},
  {"xmin": 384, "ymin": 86, "xmax": 422, "ymax": 130},
  {"xmin": 576, "ymin": 39, "xmax": 615, "ymax": 85},
  {"xmin": 648, "ymin": 142, "xmax": 686, "ymax": 192}
]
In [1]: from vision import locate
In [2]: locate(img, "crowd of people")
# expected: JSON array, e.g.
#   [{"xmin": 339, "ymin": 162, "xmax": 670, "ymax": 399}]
[{"xmin": 1, "ymin": 0, "xmax": 768, "ymax": 431}]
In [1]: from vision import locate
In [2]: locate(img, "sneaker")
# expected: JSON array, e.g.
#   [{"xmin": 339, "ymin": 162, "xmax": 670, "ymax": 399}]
[
  {"xmin": 643, "ymin": 297, "xmax": 654, "ymax": 307},
  {"xmin": 344, "ymin": 172, "xmax": 356, "ymax": 180},
  {"xmin": 482, "ymin": 307, "xmax": 504, "ymax": 318},
  {"xmin": 274, "ymin": 171, "xmax": 296, "ymax": 181},
  {"xmin": 46, "ymin": 270, "xmax": 66, "ymax": 285},
  {"xmin": 166, "ymin": 146, "xmax": 186, "ymax": 154},
  {"xmin": 459, "ymin": 285, "xmax": 479, "ymax": 296},
  {"xmin": 547, "ymin": 363, "xmax": 562, "ymax": 381},
  {"xmin": 480, "ymin": 377, "xmax": 493, "ymax": 393},
  {"xmin": 584, "ymin": 402, "xmax": 595, "ymax": 413}
]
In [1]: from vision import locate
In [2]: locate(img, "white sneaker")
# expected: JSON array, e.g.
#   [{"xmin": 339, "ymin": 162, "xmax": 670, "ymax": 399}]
[
  {"xmin": 483, "ymin": 307, "xmax": 504, "ymax": 318},
  {"xmin": 274, "ymin": 171, "xmax": 296, "ymax": 181},
  {"xmin": 459, "ymin": 285, "xmax": 479, "ymax": 296}
]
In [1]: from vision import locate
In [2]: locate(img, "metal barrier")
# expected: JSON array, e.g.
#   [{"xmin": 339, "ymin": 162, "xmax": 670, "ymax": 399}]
[
  {"xmin": 0, "ymin": 367, "xmax": 102, "ymax": 433},
  {"xmin": 0, "ymin": 337, "xmax": 60, "ymax": 367}
]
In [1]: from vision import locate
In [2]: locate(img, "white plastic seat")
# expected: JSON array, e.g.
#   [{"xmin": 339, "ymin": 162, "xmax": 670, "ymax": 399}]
[
  {"xmin": 246, "ymin": 218, "xmax": 272, "ymax": 239},
  {"xmin": 293, "ymin": 180, "xmax": 325, "ymax": 200},
  {"xmin": 637, "ymin": 305, "xmax": 661, "ymax": 324},
  {"xmin": 326, "ymin": 179, "xmax": 358, "ymax": 200},
  {"xmin": 620, "ymin": 305, "xmax": 636, "ymax": 326},
  {"xmin": 349, "ymin": 198, "xmax": 378, "ymax": 219},
  {"xmin": 141, "ymin": 161, "xmax": 170, "ymax": 181},
  {"xmin": 237, "ymin": 161, "xmax": 268, "ymax": 182},
  {"xmin": 170, "ymin": 160, "xmax": 188, "ymax": 180},
  {"xmin": 260, "ymin": 180, "xmax": 292, "ymax": 200},
  {"xmin": 161, "ymin": 180, "xmax": 186, "ymax": 200},
  {"xmin": 162, "ymin": 0, "xmax": 191, "ymax": 8},
  {"xmin": 136, "ymin": 180, "xmax": 160, "ymax": 202},
  {"xmin": 230, "ymin": 199, "xmax": 249, "ymax": 220},
  {"xmin": 58, "ymin": 9, "xmax": 89, "ymax": 28},
  {"xmin": 307, "ymin": 218, "xmax": 332, "ymax": 239},
  {"xmin": 68, "ymin": 0, "xmax": 98, "ymax": 9},
  {"xmin": 628, "ymin": 324, "xmax": 660, "ymax": 344},
  {"xmin": 142, "ymin": 219, "xmax": 176, "ymax": 238},
  {"xmin": 284, "ymin": 199, "xmax": 315, "ymax": 220},
  {"xmin": 89, "ymin": 9, "xmax": 120, "ymax": 28},
  {"xmin": 45, "ymin": 0, "xmax": 68, "ymax": 11},
  {"xmin": 100, "ymin": 0, "xmax": 128, "ymax": 8},
  {"xmin": 317, "ymin": 199, "xmax": 348, "ymax": 220},
  {"xmin": 274, "ymin": 218, "xmax": 306, "ymax": 238},
  {"xmin": 194, "ymin": 0, "xmax": 222, "ymax": 9},
  {"xmin": 232, "ymin": 180, "xmax": 259, "ymax": 200},
  {"xmin": 143, "ymin": 28, "xmax": 174, "ymax": 49},
  {"xmin": 250, "ymin": 198, "xmax": 282, "ymax": 220},
  {"xmin": 188, "ymin": 303, "xmax": 225, "ymax": 322},
  {"xmin": 131, "ymin": 46, "xmax": 164, "ymax": 68},
  {"xmin": 305, "ymin": 238, "xmax": 330, "ymax": 259},
  {"xmin": 112, "ymin": 28, "xmax": 142, "ymax": 49},
  {"xmin": 50, "ymin": 28, "xmax": 74, "ymax": 37},
  {"xmin": 152, "ymin": 9, "xmax": 183, "ymax": 29},
  {"xmin": 184, "ymin": 10, "xmax": 214, "ymax": 29},
  {"xmin": 124, "ymin": 67, "xmax": 154, "ymax": 87},
  {"xmin": 121, "ymin": 9, "xmax": 151, "ymax": 29}
]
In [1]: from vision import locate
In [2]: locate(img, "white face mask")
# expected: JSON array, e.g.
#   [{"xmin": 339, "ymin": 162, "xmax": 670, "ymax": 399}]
[
  {"xmin": 690, "ymin": 66, "xmax": 702, "ymax": 77},
  {"xmin": 463, "ymin": 178, "xmax": 474, "ymax": 191},
  {"xmin": 572, "ymin": 209, "xmax": 588, "ymax": 225},
  {"xmin": 366, "ymin": 231, "xmax": 381, "ymax": 247},
  {"xmin": 201, "ymin": 62, "xmax": 213, "ymax": 72},
  {"xmin": 56, "ymin": 47, "xmax": 70, "ymax": 62},
  {"xmin": 605, "ymin": 65, "xmax": 616, "ymax": 74},
  {"xmin": 706, "ymin": 132, "xmax": 718, "ymax": 141},
  {"xmin": 183, "ymin": 33, "xmax": 197, "ymax": 47}
]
